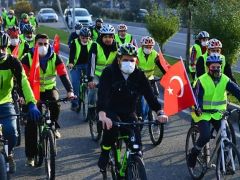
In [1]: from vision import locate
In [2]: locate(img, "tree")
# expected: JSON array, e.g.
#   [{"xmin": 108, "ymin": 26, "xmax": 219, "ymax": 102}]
[
  {"xmin": 145, "ymin": 4, "xmax": 180, "ymax": 50},
  {"xmin": 13, "ymin": 0, "xmax": 34, "ymax": 17},
  {"xmin": 192, "ymin": 0, "xmax": 240, "ymax": 64}
]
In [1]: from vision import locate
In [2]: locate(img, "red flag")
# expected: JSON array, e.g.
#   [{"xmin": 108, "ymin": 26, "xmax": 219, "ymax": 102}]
[
  {"xmin": 160, "ymin": 59, "xmax": 196, "ymax": 116},
  {"xmin": 12, "ymin": 45, "xmax": 19, "ymax": 58},
  {"xmin": 53, "ymin": 34, "xmax": 60, "ymax": 54},
  {"xmin": 29, "ymin": 45, "xmax": 40, "ymax": 101},
  {"xmin": 158, "ymin": 51, "xmax": 171, "ymax": 72}
]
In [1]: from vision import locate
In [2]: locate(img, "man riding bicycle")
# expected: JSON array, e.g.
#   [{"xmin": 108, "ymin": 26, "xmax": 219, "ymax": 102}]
[
  {"xmin": 114, "ymin": 24, "xmax": 136, "ymax": 46},
  {"xmin": 20, "ymin": 24, "xmax": 35, "ymax": 49},
  {"xmin": 97, "ymin": 43, "xmax": 168, "ymax": 177},
  {"xmin": 187, "ymin": 55, "xmax": 240, "ymax": 169}
]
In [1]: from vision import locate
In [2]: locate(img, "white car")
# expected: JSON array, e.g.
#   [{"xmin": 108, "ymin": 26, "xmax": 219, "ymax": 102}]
[
  {"xmin": 38, "ymin": 8, "xmax": 58, "ymax": 23},
  {"xmin": 64, "ymin": 8, "xmax": 92, "ymax": 28}
]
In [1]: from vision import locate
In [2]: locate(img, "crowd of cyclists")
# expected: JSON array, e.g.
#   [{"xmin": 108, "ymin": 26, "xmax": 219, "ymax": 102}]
[{"xmin": 0, "ymin": 7, "xmax": 240, "ymax": 179}]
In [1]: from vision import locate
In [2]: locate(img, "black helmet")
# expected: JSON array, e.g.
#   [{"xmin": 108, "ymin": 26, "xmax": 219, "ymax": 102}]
[
  {"xmin": 79, "ymin": 27, "xmax": 91, "ymax": 37},
  {"xmin": 96, "ymin": 18, "xmax": 103, "ymax": 23},
  {"xmin": 23, "ymin": 24, "xmax": 34, "ymax": 34},
  {"xmin": 0, "ymin": 32, "xmax": 10, "ymax": 48},
  {"xmin": 118, "ymin": 43, "xmax": 138, "ymax": 57},
  {"xmin": 75, "ymin": 22, "xmax": 83, "ymax": 30}
]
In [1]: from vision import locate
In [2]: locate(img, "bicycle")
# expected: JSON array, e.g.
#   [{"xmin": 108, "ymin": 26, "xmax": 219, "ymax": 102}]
[
  {"xmin": 105, "ymin": 120, "xmax": 161, "ymax": 180},
  {"xmin": 185, "ymin": 109, "xmax": 240, "ymax": 180},
  {"xmin": 137, "ymin": 77, "xmax": 164, "ymax": 146},
  {"xmin": 33, "ymin": 97, "xmax": 72, "ymax": 180}
]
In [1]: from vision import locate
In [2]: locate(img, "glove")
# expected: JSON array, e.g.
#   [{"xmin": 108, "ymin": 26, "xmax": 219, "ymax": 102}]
[
  {"xmin": 28, "ymin": 103, "xmax": 41, "ymax": 122},
  {"xmin": 195, "ymin": 108, "xmax": 202, "ymax": 117}
]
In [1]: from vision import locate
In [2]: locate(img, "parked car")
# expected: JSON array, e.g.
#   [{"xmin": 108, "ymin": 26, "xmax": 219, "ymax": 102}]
[
  {"xmin": 136, "ymin": 9, "xmax": 149, "ymax": 22},
  {"xmin": 64, "ymin": 8, "xmax": 92, "ymax": 28},
  {"xmin": 37, "ymin": 8, "xmax": 58, "ymax": 23}
]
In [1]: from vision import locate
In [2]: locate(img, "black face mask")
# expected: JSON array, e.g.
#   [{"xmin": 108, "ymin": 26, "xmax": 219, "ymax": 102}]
[
  {"xmin": 209, "ymin": 69, "xmax": 221, "ymax": 79},
  {"xmin": 96, "ymin": 25, "xmax": 101, "ymax": 30}
]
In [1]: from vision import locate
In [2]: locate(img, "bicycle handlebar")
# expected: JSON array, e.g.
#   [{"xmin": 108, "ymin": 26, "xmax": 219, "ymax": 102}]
[
  {"xmin": 112, "ymin": 120, "xmax": 161, "ymax": 127},
  {"xmin": 38, "ymin": 97, "xmax": 75, "ymax": 105}
]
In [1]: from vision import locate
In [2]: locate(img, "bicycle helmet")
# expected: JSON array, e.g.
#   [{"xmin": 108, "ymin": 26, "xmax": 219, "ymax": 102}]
[
  {"xmin": 196, "ymin": 31, "xmax": 209, "ymax": 39},
  {"xmin": 141, "ymin": 36, "xmax": 155, "ymax": 46},
  {"xmin": 118, "ymin": 43, "xmax": 138, "ymax": 56},
  {"xmin": 22, "ymin": 24, "xmax": 34, "ymax": 34},
  {"xmin": 0, "ymin": 32, "xmax": 10, "ymax": 48},
  {"xmin": 117, "ymin": 24, "xmax": 127, "ymax": 31},
  {"xmin": 206, "ymin": 55, "xmax": 222, "ymax": 65},
  {"xmin": 75, "ymin": 22, "xmax": 83, "ymax": 30},
  {"xmin": 100, "ymin": 24, "xmax": 115, "ymax": 35},
  {"xmin": 96, "ymin": 18, "xmax": 103, "ymax": 23},
  {"xmin": 21, "ymin": 13, "xmax": 28, "ymax": 19},
  {"xmin": 79, "ymin": 27, "xmax": 91, "ymax": 37},
  {"xmin": 8, "ymin": 9, "xmax": 14, "ymax": 15},
  {"xmin": 208, "ymin": 38, "xmax": 222, "ymax": 49},
  {"xmin": 7, "ymin": 26, "xmax": 19, "ymax": 37},
  {"xmin": 29, "ymin": 12, "xmax": 34, "ymax": 16}
]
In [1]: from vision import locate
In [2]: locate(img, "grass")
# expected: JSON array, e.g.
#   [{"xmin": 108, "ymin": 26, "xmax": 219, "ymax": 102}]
[{"xmin": 36, "ymin": 25, "xmax": 70, "ymax": 44}]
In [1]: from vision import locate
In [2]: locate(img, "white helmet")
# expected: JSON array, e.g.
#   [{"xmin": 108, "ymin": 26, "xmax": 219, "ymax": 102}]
[
  {"xmin": 117, "ymin": 24, "xmax": 127, "ymax": 31},
  {"xmin": 141, "ymin": 36, "xmax": 155, "ymax": 46},
  {"xmin": 208, "ymin": 38, "xmax": 222, "ymax": 49},
  {"xmin": 100, "ymin": 24, "xmax": 115, "ymax": 35}
]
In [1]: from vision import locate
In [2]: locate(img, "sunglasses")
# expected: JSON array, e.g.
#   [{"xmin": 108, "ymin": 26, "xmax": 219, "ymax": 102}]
[
  {"xmin": 121, "ymin": 59, "xmax": 135, "ymax": 62},
  {"xmin": 38, "ymin": 42, "xmax": 49, "ymax": 46}
]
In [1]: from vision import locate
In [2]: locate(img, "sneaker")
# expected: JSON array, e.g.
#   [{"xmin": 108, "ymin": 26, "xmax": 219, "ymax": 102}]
[
  {"xmin": 8, "ymin": 154, "xmax": 16, "ymax": 173},
  {"xmin": 25, "ymin": 157, "xmax": 35, "ymax": 167},
  {"xmin": 54, "ymin": 129, "xmax": 61, "ymax": 139}
]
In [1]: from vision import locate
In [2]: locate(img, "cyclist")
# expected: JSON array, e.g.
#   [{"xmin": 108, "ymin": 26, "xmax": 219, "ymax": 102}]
[
  {"xmin": 7, "ymin": 26, "xmax": 29, "ymax": 59},
  {"xmin": 87, "ymin": 24, "xmax": 118, "ymax": 111},
  {"xmin": 3, "ymin": 9, "xmax": 18, "ymax": 31},
  {"xmin": 0, "ymin": 32, "xmax": 40, "ymax": 172},
  {"xmin": 137, "ymin": 36, "xmax": 167, "ymax": 121},
  {"xmin": 20, "ymin": 24, "xmax": 35, "ymax": 48},
  {"xmin": 187, "ymin": 55, "xmax": 240, "ymax": 169},
  {"xmin": 189, "ymin": 31, "xmax": 209, "ymax": 79},
  {"xmin": 21, "ymin": 33, "xmax": 74, "ymax": 166},
  {"xmin": 1, "ymin": 8, "xmax": 7, "ymax": 21},
  {"xmin": 28, "ymin": 12, "xmax": 38, "ymax": 30},
  {"xmin": 67, "ymin": 22, "xmax": 83, "ymax": 48},
  {"xmin": 97, "ymin": 43, "xmax": 168, "ymax": 176},
  {"xmin": 90, "ymin": 18, "xmax": 103, "ymax": 42},
  {"xmin": 19, "ymin": 13, "xmax": 29, "ymax": 32},
  {"xmin": 196, "ymin": 38, "xmax": 236, "ymax": 83},
  {"xmin": 67, "ymin": 27, "xmax": 92, "ymax": 112},
  {"xmin": 114, "ymin": 24, "xmax": 135, "ymax": 46}
]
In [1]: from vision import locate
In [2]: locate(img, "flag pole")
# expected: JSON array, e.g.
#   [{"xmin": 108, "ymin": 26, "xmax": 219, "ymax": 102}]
[{"xmin": 179, "ymin": 56, "xmax": 199, "ymax": 109}]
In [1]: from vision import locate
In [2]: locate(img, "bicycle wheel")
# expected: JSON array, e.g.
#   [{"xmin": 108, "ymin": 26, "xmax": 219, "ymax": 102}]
[
  {"xmin": 13, "ymin": 101, "xmax": 21, "ymax": 147},
  {"xmin": 0, "ymin": 153, "xmax": 7, "ymax": 180},
  {"xmin": 80, "ymin": 85, "xmax": 88, "ymax": 120},
  {"xmin": 108, "ymin": 147, "xmax": 117, "ymax": 180},
  {"xmin": 44, "ymin": 130, "xmax": 56, "ymax": 180},
  {"xmin": 88, "ymin": 108, "xmax": 102, "ymax": 141},
  {"xmin": 216, "ymin": 141, "xmax": 240, "ymax": 180},
  {"xmin": 126, "ymin": 155, "xmax": 147, "ymax": 180},
  {"xmin": 185, "ymin": 125, "xmax": 206, "ymax": 179},
  {"xmin": 227, "ymin": 120, "xmax": 236, "ymax": 146},
  {"xmin": 148, "ymin": 111, "xmax": 164, "ymax": 146},
  {"xmin": 35, "ymin": 125, "xmax": 44, "ymax": 167}
]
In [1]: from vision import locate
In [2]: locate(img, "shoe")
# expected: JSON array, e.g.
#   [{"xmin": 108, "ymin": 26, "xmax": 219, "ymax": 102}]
[
  {"xmin": 25, "ymin": 157, "xmax": 35, "ymax": 167},
  {"xmin": 8, "ymin": 154, "xmax": 16, "ymax": 173},
  {"xmin": 54, "ymin": 129, "xmax": 61, "ymax": 139}
]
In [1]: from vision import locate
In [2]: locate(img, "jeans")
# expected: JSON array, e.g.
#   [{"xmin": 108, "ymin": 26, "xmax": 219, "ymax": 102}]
[
  {"xmin": 0, "ymin": 103, "xmax": 18, "ymax": 154},
  {"xmin": 70, "ymin": 64, "xmax": 88, "ymax": 107},
  {"xmin": 141, "ymin": 96, "xmax": 149, "ymax": 120},
  {"xmin": 88, "ymin": 76, "xmax": 99, "ymax": 107}
]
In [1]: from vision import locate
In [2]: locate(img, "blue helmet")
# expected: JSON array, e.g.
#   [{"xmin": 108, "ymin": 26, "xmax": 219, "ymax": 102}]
[{"xmin": 206, "ymin": 55, "xmax": 222, "ymax": 66}]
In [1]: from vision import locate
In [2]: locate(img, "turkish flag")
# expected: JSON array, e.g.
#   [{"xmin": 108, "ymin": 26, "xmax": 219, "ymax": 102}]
[
  {"xmin": 158, "ymin": 51, "xmax": 171, "ymax": 72},
  {"xmin": 12, "ymin": 45, "xmax": 19, "ymax": 58},
  {"xmin": 53, "ymin": 34, "xmax": 60, "ymax": 54},
  {"xmin": 29, "ymin": 45, "xmax": 40, "ymax": 101},
  {"xmin": 160, "ymin": 60, "xmax": 196, "ymax": 116}
]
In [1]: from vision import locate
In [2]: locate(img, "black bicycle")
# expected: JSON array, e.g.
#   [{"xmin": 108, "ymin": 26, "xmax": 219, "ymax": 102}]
[{"xmin": 78, "ymin": 70, "xmax": 88, "ymax": 120}]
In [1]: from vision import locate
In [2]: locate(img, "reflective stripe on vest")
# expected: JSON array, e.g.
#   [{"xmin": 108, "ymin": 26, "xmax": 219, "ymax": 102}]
[
  {"xmin": 95, "ymin": 43, "xmax": 117, "ymax": 77},
  {"xmin": 28, "ymin": 53, "xmax": 57, "ymax": 92},
  {"xmin": 114, "ymin": 33, "xmax": 132, "ymax": 45},
  {"xmin": 137, "ymin": 47, "xmax": 158, "ymax": 79},
  {"xmin": 192, "ymin": 73, "xmax": 229, "ymax": 122},
  {"xmin": 203, "ymin": 54, "xmax": 226, "ymax": 73},
  {"xmin": 189, "ymin": 44, "xmax": 202, "ymax": 72},
  {"xmin": 5, "ymin": 16, "xmax": 16, "ymax": 29}
]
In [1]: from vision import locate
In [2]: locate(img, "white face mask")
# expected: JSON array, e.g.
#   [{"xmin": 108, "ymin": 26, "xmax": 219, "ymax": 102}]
[
  {"xmin": 76, "ymin": 30, "xmax": 80, "ymax": 35},
  {"xmin": 210, "ymin": 52, "xmax": 220, "ymax": 56},
  {"xmin": 10, "ymin": 38, "xmax": 19, "ymax": 46},
  {"xmin": 8, "ymin": 15, "xmax": 13, "ymax": 18},
  {"xmin": 143, "ymin": 48, "xmax": 152, "ymax": 55},
  {"xmin": 120, "ymin": 61, "xmax": 135, "ymax": 74},
  {"xmin": 201, "ymin": 41, "xmax": 208, "ymax": 47},
  {"xmin": 81, "ymin": 41, "xmax": 88, "ymax": 45},
  {"xmin": 38, "ymin": 46, "xmax": 48, "ymax": 56},
  {"xmin": 25, "ymin": 37, "xmax": 33, "ymax": 42}
]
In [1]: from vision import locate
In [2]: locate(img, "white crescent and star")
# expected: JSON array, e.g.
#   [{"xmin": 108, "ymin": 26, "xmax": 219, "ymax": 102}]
[{"xmin": 166, "ymin": 76, "xmax": 184, "ymax": 97}]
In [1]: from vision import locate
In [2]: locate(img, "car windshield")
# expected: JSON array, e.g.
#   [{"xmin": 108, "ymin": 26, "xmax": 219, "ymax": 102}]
[
  {"xmin": 75, "ymin": 10, "xmax": 89, "ymax": 16},
  {"xmin": 42, "ymin": 9, "xmax": 55, "ymax": 14}
]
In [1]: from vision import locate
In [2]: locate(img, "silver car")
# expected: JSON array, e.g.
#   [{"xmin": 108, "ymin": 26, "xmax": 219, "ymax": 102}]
[{"xmin": 38, "ymin": 8, "xmax": 58, "ymax": 23}]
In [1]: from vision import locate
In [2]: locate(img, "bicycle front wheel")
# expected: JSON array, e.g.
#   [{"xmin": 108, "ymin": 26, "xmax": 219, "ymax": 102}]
[
  {"xmin": 44, "ymin": 130, "xmax": 56, "ymax": 180},
  {"xmin": 88, "ymin": 108, "xmax": 102, "ymax": 141},
  {"xmin": 216, "ymin": 141, "xmax": 240, "ymax": 180},
  {"xmin": 0, "ymin": 153, "xmax": 7, "ymax": 180},
  {"xmin": 126, "ymin": 155, "xmax": 147, "ymax": 180},
  {"xmin": 80, "ymin": 86, "xmax": 88, "ymax": 120}
]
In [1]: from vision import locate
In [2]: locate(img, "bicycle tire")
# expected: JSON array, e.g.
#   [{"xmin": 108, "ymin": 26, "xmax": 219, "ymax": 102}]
[
  {"xmin": 108, "ymin": 147, "xmax": 117, "ymax": 180},
  {"xmin": 148, "ymin": 110, "xmax": 164, "ymax": 146},
  {"xmin": 216, "ymin": 141, "xmax": 240, "ymax": 180},
  {"xmin": 13, "ymin": 101, "xmax": 21, "ymax": 147},
  {"xmin": 44, "ymin": 130, "xmax": 56, "ymax": 180},
  {"xmin": 227, "ymin": 120, "xmax": 236, "ymax": 146},
  {"xmin": 126, "ymin": 155, "xmax": 147, "ymax": 180},
  {"xmin": 35, "ymin": 125, "xmax": 44, "ymax": 167},
  {"xmin": 0, "ymin": 153, "xmax": 7, "ymax": 180},
  {"xmin": 88, "ymin": 108, "xmax": 102, "ymax": 141},
  {"xmin": 80, "ymin": 85, "xmax": 88, "ymax": 120},
  {"xmin": 185, "ymin": 125, "xmax": 206, "ymax": 180}
]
